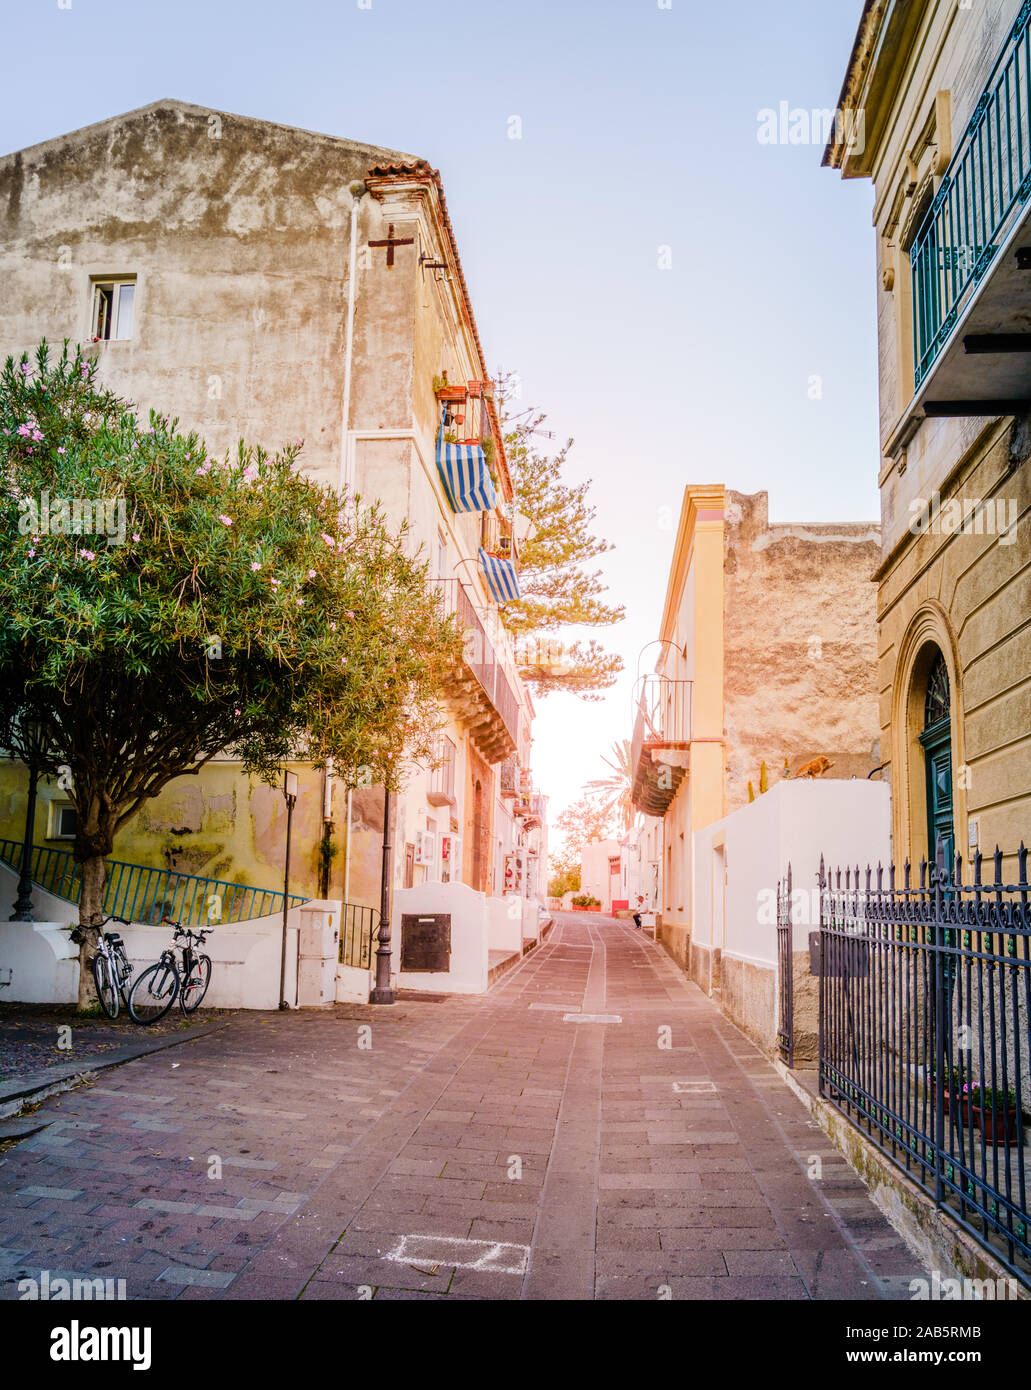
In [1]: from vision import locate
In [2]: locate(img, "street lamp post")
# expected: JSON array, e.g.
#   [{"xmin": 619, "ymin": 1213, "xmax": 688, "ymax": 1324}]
[
  {"xmin": 370, "ymin": 787, "xmax": 395, "ymax": 1004},
  {"xmin": 9, "ymin": 717, "xmax": 48, "ymax": 923},
  {"xmin": 279, "ymin": 769, "xmax": 298, "ymax": 1010}
]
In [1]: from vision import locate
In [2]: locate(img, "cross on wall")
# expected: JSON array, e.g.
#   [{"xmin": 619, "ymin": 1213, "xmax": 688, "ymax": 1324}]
[{"xmin": 368, "ymin": 223, "xmax": 415, "ymax": 268}]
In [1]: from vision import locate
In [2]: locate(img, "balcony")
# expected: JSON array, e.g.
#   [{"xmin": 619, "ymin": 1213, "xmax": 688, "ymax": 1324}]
[
  {"xmin": 432, "ymin": 579, "xmax": 519, "ymax": 763},
  {"xmin": 499, "ymin": 757, "xmax": 519, "ymax": 798},
  {"xmin": 903, "ymin": 9, "xmax": 1031, "ymax": 429},
  {"xmin": 630, "ymin": 676, "xmax": 693, "ymax": 817}
]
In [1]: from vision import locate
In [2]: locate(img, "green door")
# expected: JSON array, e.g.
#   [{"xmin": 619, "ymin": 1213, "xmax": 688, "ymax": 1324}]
[{"xmin": 918, "ymin": 652, "xmax": 954, "ymax": 871}]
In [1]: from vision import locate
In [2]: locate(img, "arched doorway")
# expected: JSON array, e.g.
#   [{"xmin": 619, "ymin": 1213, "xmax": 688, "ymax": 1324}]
[{"xmin": 917, "ymin": 649, "xmax": 954, "ymax": 871}]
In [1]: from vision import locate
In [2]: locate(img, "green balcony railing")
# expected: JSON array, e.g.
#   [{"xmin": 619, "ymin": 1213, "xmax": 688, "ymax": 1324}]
[
  {"xmin": 0, "ymin": 838, "xmax": 306, "ymax": 926},
  {"xmin": 912, "ymin": 3, "xmax": 1031, "ymax": 386}
]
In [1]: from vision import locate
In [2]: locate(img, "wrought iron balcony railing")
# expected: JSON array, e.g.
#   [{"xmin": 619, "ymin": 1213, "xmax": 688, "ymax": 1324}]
[
  {"xmin": 630, "ymin": 676, "xmax": 693, "ymax": 817},
  {"xmin": 431, "ymin": 578, "xmax": 520, "ymax": 758},
  {"xmin": 912, "ymin": 6, "xmax": 1031, "ymax": 386}
]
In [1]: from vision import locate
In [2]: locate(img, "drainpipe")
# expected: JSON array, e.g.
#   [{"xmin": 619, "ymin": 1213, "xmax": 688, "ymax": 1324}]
[{"xmin": 339, "ymin": 183, "xmax": 366, "ymax": 499}]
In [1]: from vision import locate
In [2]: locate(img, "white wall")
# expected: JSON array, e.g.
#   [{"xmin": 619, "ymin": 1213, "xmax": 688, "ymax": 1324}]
[
  {"xmin": 390, "ymin": 879, "xmax": 489, "ymax": 994},
  {"xmin": 693, "ymin": 779, "xmax": 892, "ymax": 967}
]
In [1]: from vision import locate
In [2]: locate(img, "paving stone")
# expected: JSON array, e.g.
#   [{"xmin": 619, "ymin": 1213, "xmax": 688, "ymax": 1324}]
[{"xmin": 0, "ymin": 916, "xmax": 930, "ymax": 1301}]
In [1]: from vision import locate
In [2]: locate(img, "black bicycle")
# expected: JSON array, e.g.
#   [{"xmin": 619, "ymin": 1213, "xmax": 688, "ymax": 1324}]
[
  {"xmin": 91, "ymin": 915, "xmax": 133, "ymax": 1019},
  {"xmin": 127, "ymin": 921, "xmax": 213, "ymax": 1024}
]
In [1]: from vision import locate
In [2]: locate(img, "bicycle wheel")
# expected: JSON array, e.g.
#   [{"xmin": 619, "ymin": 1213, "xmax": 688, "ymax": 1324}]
[
  {"xmin": 180, "ymin": 955, "xmax": 212, "ymax": 1014},
  {"xmin": 92, "ymin": 953, "xmax": 119, "ymax": 1019},
  {"xmin": 128, "ymin": 960, "xmax": 179, "ymax": 1024}
]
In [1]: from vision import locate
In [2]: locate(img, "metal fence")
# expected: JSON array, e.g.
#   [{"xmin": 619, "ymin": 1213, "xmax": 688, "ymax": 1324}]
[
  {"xmin": 777, "ymin": 865, "xmax": 794, "ymax": 1067},
  {"xmin": 0, "ymin": 838, "xmax": 306, "ymax": 926},
  {"xmin": 818, "ymin": 840, "xmax": 1030, "ymax": 1284},
  {"xmin": 338, "ymin": 903, "xmax": 378, "ymax": 970}
]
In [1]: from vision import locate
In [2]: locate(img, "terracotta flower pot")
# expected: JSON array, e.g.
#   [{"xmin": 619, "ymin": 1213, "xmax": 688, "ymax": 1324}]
[{"xmin": 973, "ymin": 1105, "xmax": 1020, "ymax": 1146}]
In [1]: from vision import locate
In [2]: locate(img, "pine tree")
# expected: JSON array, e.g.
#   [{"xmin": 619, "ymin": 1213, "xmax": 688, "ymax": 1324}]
[{"xmin": 497, "ymin": 374, "xmax": 624, "ymax": 700}]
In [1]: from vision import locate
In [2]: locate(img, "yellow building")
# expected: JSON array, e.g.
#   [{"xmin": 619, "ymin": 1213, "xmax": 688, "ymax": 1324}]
[
  {"xmin": 631, "ymin": 486, "xmax": 881, "ymax": 981},
  {"xmin": 825, "ymin": 0, "xmax": 1031, "ymax": 872}
]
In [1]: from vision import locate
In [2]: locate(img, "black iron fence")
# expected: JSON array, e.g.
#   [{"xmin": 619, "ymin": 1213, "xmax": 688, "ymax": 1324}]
[
  {"xmin": 339, "ymin": 902, "xmax": 378, "ymax": 971},
  {"xmin": 777, "ymin": 865, "xmax": 794, "ymax": 1067},
  {"xmin": 818, "ymin": 840, "xmax": 1030, "ymax": 1284}
]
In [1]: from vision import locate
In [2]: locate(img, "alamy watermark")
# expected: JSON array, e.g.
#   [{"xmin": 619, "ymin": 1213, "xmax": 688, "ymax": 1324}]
[
  {"xmin": 909, "ymin": 492, "xmax": 1018, "ymax": 545},
  {"xmin": 18, "ymin": 489, "xmax": 127, "ymax": 547},
  {"xmin": 757, "ymin": 103, "xmax": 865, "ymax": 153}
]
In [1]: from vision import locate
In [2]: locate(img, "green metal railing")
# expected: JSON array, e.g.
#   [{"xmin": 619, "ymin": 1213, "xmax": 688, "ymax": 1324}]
[
  {"xmin": 912, "ymin": 2, "xmax": 1031, "ymax": 385},
  {"xmin": 0, "ymin": 839, "xmax": 306, "ymax": 926}
]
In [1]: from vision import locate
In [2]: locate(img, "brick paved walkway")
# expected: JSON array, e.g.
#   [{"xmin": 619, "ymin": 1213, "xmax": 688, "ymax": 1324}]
[{"xmin": 0, "ymin": 914, "xmax": 929, "ymax": 1300}]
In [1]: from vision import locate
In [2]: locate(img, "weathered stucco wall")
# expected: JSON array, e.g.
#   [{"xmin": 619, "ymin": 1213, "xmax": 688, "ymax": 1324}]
[{"xmin": 722, "ymin": 489, "xmax": 881, "ymax": 812}]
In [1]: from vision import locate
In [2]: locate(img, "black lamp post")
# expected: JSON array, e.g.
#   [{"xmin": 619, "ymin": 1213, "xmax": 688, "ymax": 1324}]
[
  {"xmin": 279, "ymin": 769, "xmax": 298, "ymax": 1009},
  {"xmin": 9, "ymin": 716, "xmax": 48, "ymax": 923},
  {"xmin": 370, "ymin": 786, "xmax": 396, "ymax": 1004}
]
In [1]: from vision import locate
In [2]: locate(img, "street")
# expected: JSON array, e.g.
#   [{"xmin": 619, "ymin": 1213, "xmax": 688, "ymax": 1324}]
[{"xmin": 0, "ymin": 913, "xmax": 927, "ymax": 1301}]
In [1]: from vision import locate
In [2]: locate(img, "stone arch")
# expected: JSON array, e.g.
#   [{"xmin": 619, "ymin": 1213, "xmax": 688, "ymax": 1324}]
[{"xmin": 890, "ymin": 602, "xmax": 965, "ymax": 869}]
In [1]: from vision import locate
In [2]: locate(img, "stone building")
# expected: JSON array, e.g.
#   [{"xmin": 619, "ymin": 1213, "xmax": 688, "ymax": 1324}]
[
  {"xmin": 825, "ymin": 0, "xmax": 1031, "ymax": 872},
  {"xmin": 0, "ymin": 99, "xmax": 544, "ymax": 950},
  {"xmin": 630, "ymin": 485, "xmax": 881, "ymax": 979}
]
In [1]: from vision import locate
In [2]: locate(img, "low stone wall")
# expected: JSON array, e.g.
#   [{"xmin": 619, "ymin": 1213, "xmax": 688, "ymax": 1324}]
[
  {"xmin": 721, "ymin": 955, "xmax": 776, "ymax": 1057},
  {"xmin": 659, "ymin": 921, "xmax": 691, "ymax": 972}
]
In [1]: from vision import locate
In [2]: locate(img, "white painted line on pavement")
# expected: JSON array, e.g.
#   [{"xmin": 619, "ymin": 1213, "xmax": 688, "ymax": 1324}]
[
  {"xmin": 563, "ymin": 1014, "xmax": 621, "ymax": 1024},
  {"xmin": 388, "ymin": 1234, "xmax": 529, "ymax": 1276}
]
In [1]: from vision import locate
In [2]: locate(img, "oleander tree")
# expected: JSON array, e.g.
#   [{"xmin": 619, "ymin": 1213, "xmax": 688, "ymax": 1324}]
[{"xmin": 0, "ymin": 341, "xmax": 460, "ymax": 1009}]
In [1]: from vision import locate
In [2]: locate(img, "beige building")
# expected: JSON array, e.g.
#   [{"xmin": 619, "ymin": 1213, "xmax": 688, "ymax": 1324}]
[
  {"xmin": 631, "ymin": 486, "xmax": 881, "ymax": 978},
  {"xmin": 825, "ymin": 0, "xmax": 1031, "ymax": 873},
  {"xmin": 0, "ymin": 99, "xmax": 543, "ymax": 933}
]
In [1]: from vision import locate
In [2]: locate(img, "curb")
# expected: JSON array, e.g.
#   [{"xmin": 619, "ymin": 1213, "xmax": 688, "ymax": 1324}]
[
  {"xmin": 775, "ymin": 1060, "xmax": 1030, "ymax": 1299},
  {"xmin": 0, "ymin": 1016, "xmax": 234, "ymax": 1120}
]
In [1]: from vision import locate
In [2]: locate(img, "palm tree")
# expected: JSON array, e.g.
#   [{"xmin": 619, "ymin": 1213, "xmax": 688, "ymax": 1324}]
[{"xmin": 586, "ymin": 738, "xmax": 634, "ymax": 832}]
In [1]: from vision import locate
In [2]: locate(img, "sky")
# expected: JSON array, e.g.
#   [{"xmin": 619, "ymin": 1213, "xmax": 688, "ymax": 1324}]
[{"xmin": 0, "ymin": 0, "xmax": 879, "ymax": 857}]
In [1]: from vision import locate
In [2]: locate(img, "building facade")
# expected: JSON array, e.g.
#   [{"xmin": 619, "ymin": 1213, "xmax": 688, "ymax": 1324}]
[
  {"xmin": 0, "ymin": 99, "xmax": 546, "ymax": 939},
  {"xmin": 825, "ymin": 0, "xmax": 1031, "ymax": 873},
  {"xmin": 631, "ymin": 486, "xmax": 882, "ymax": 978}
]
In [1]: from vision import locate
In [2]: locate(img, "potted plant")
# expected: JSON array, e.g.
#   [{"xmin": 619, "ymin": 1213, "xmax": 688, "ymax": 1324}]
[
  {"xmin": 969, "ymin": 1085, "xmax": 1021, "ymax": 1146},
  {"xmin": 930, "ymin": 1065, "xmax": 961, "ymax": 1116}
]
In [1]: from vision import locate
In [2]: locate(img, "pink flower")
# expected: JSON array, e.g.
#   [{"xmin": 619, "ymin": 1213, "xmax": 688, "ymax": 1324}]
[
  {"xmin": 132, "ymin": 534, "xmax": 140, "ymax": 542},
  {"xmin": 80, "ymin": 549, "xmax": 96, "ymax": 561},
  {"xmin": 20, "ymin": 363, "xmax": 31, "ymax": 375},
  {"xmin": 57, "ymin": 447, "xmax": 66, "ymax": 455},
  {"xmin": 218, "ymin": 514, "xmax": 233, "ymax": 527},
  {"xmin": 296, "ymin": 598, "xmax": 304, "ymax": 607},
  {"xmin": 27, "ymin": 548, "xmax": 35, "ymax": 558},
  {"xmin": 234, "ymin": 708, "xmax": 241, "ymax": 716},
  {"xmin": 250, "ymin": 561, "xmax": 262, "ymax": 572},
  {"xmin": 307, "ymin": 569, "xmax": 316, "ymax": 579},
  {"xmin": 16, "ymin": 424, "xmax": 31, "ymax": 437},
  {"xmin": 270, "ymin": 578, "xmax": 280, "ymax": 588},
  {"xmin": 329, "ymin": 622, "xmax": 337, "ymax": 631},
  {"xmin": 321, "ymin": 533, "xmax": 336, "ymax": 548}
]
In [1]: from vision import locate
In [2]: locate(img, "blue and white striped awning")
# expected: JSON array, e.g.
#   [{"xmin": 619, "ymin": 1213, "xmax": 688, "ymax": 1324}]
[
  {"xmin": 479, "ymin": 547, "xmax": 520, "ymax": 603},
  {"xmin": 436, "ymin": 425, "xmax": 497, "ymax": 514}
]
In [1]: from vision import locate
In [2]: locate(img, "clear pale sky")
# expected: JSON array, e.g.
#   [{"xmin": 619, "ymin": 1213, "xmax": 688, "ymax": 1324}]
[{"xmin": 0, "ymin": 0, "xmax": 878, "ymax": 856}]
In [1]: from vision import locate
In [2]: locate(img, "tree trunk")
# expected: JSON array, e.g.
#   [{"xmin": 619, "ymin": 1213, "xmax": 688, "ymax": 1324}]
[{"xmin": 75, "ymin": 853, "xmax": 109, "ymax": 1011}]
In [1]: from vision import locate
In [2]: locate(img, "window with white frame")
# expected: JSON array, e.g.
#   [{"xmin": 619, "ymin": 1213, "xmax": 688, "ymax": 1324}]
[
  {"xmin": 90, "ymin": 277, "xmax": 136, "ymax": 341},
  {"xmin": 47, "ymin": 801, "xmax": 77, "ymax": 840}
]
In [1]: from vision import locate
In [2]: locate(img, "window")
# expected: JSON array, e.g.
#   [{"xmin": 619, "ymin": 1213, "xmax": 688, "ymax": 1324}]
[
  {"xmin": 48, "ymin": 802, "xmax": 77, "ymax": 840},
  {"xmin": 91, "ymin": 278, "xmax": 136, "ymax": 341}
]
